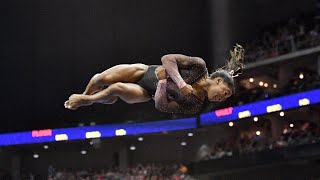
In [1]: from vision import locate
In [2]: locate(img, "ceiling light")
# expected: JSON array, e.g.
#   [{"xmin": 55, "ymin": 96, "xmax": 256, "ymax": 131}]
[
  {"xmin": 259, "ymin": 81, "xmax": 264, "ymax": 86},
  {"xmin": 81, "ymin": 150, "xmax": 87, "ymax": 155},
  {"xmin": 129, "ymin": 146, "xmax": 136, "ymax": 151},
  {"xmin": 187, "ymin": 133, "xmax": 193, "ymax": 137},
  {"xmin": 280, "ymin": 111, "xmax": 284, "ymax": 117},
  {"xmin": 299, "ymin": 73, "xmax": 304, "ymax": 79},
  {"xmin": 229, "ymin": 122, "xmax": 234, "ymax": 127}
]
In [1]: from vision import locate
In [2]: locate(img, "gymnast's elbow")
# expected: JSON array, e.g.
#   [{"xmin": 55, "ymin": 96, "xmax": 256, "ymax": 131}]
[
  {"xmin": 155, "ymin": 103, "xmax": 160, "ymax": 111},
  {"xmin": 193, "ymin": 57, "xmax": 206, "ymax": 68},
  {"xmin": 161, "ymin": 54, "xmax": 175, "ymax": 64}
]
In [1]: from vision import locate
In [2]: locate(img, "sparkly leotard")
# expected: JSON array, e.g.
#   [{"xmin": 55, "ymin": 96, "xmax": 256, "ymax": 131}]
[
  {"xmin": 166, "ymin": 65, "xmax": 207, "ymax": 110},
  {"xmin": 137, "ymin": 64, "xmax": 207, "ymax": 110}
]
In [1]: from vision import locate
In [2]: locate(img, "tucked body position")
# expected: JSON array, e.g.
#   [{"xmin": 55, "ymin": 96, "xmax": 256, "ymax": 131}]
[{"xmin": 64, "ymin": 44, "xmax": 245, "ymax": 114}]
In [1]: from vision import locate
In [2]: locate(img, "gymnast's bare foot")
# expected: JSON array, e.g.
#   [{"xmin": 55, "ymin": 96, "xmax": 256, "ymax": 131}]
[{"xmin": 64, "ymin": 94, "xmax": 92, "ymax": 110}]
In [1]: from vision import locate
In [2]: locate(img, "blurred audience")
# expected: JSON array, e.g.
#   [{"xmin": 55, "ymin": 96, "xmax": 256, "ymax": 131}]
[
  {"xmin": 197, "ymin": 121, "xmax": 320, "ymax": 162},
  {"xmin": 244, "ymin": 14, "xmax": 320, "ymax": 63},
  {"xmin": 47, "ymin": 163, "xmax": 196, "ymax": 180}
]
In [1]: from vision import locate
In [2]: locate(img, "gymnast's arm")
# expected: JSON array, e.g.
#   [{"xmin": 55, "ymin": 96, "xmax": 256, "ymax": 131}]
[
  {"xmin": 161, "ymin": 54, "xmax": 206, "ymax": 89},
  {"xmin": 154, "ymin": 79, "xmax": 199, "ymax": 114}
]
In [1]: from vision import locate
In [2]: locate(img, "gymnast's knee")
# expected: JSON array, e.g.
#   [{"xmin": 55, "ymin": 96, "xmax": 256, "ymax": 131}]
[
  {"xmin": 91, "ymin": 73, "xmax": 113, "ymax": 86},
  {"xmin": 91, "ymin": 73, "xmax": 102, "ymax": 84},
  {"xmin": 108, "ymin": 82, "xmax": 127, "ymax": 95}
]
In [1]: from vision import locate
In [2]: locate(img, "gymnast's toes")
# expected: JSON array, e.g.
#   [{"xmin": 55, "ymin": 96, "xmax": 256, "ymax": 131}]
[
  {"xmin": 65, "ymin": 94, "xmax": 91, "ymax": 110},
  {"xmin": 64, "ymin": 100, "xmax": 75, "ymax": 110},
  {"xmin": 64, "ymin": 95, "xmax": 80, "ymax": 110}
]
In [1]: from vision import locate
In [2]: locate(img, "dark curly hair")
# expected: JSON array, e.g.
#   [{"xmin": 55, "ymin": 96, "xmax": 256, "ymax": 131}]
[{"xmin": 209, "ymin": 44, "xmax": 245, "ymax": 94}]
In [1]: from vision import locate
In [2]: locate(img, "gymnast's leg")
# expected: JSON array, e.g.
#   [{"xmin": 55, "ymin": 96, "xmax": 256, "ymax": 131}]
[
  {"xmin": 65, "ymin": 83, "xmax": 151, "ymax": 110},
  {"xmin": 83, "ymin": 63, "xmax": 148, "ymax": 95}
]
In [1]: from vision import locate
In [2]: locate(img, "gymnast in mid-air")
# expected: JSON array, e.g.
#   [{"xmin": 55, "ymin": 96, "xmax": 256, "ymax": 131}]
[{"xmin": 64, "ymin": 44, "xmax": 244, "ymax": 114}]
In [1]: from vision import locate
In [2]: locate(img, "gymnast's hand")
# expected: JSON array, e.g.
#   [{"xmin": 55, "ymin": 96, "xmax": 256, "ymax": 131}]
[
  {"xmin": 180, "ymin": 84, "xmax": 193, "ymax": 96},
  {"xmin": 156, "ymin": 66, "xmax": 167, "ymax": 80}
]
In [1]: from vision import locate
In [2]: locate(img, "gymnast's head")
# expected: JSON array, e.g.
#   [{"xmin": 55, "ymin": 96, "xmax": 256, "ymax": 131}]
[{"xmin": 205, "ymin": 44, "xmax": 245, "ymax": 102}]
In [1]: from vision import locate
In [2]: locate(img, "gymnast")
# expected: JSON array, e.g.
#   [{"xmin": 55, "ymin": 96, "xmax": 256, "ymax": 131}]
[{"xmin": 64, "ymin": 44, "xmax": 244, "ymax": 114}]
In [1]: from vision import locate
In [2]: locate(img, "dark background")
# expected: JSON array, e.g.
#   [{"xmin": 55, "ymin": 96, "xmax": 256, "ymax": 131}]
[{"xmin": 0, "ymin": 0, "xmax": 315, "ymax": 132}]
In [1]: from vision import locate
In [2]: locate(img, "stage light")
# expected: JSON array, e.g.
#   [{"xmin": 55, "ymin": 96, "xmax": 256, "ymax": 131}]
[
  {"xmin": 55, "ymin": 134, "xmax": 68, "ymax": 141},
  {"xmin": 264, "ymin": 83, "xmax": 268, "ymax": 87},
  {"xmin": 229, "ymin": 122, "xmax": 234, "ymax": 127},
  {"xmin": 249, "ymin": 78, "xmax": 254, "ymax": 82},
  {"xmin": 299, "ymin": 73, "xmax": 304, "ymax": 79},
  {"xmin": 43, "ymin": 145, "xmax": 49, "ymax": 149},
  {"xmin": 273, "ymin": 84, "xmax": 277, "ymax": 88},
  {"xmin": 299, "ymin": 98, "xmax": 310, "ymax": 106},
  {"xmin": 81, "ymin": 150, "xmax": 87, "ymax": 155},
  {"xmin": 280, "ymin": 111, "xmax": 285, "ymax": 117},
  {"xmin": 129, "ymin": 145, "xmax": 136, "ymax": 151},
  {"xmin": 256, "ymin": 131, "xmax": 261, "ymax": 136},
  {"xmin": 85, "ymin": 131, "xmax": 101, "ymax": 139},
  {"xmin": 89, "ymin": 141, "xmax": 94, "ymax": 145},
  {"xmin": 290, "ymin": 123, "xmax": 294, "ymax": 128},
  {"xmin": 115, "ymin": 129, "xmax": 127, "ymax": 136},
  {"xmin": 90, "ymin": 122, "xmax": 96, "ymax": 126},
  {"xmin": 33, "ymin": 153, "xmax": 39, "ymax": 159},
  {"xmin": 180, "ymin": 142, "xmax": 187, "ymax": 146},
  {"xmin": 259, "ymin": 81, "xmax": 264, "ymax": 86},
  {"xmin": 238, "ymin": 110, "xmax": 251, "ymax": 118},
  {"xmin": 253, "ymin": 117, "xmax": 258, "ymax": 122},
  {"xmin": 267, "ymin": 104, "xmax": 282, "ymax": 113},
  {"xmin": 187, "ymin": 132, "xmax": 193, "ymax": 137},
  {"xmin": 138, "ymin": 137, "xmax": 144, "ymax": 141}
]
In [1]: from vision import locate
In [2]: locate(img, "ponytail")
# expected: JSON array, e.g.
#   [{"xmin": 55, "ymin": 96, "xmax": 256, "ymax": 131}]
[
  {"xmin": 209, "ymin": 44, "xmax": 245, "ymax": 94},
  {"xmin": 225, "ymin": 44, "xmax": 245, "ymax": 77}
]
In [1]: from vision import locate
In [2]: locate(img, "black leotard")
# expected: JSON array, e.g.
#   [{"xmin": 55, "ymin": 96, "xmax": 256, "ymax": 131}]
[{"xmin": 137, "ymin": 65, "xmax": 159, "ymax": 96}]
